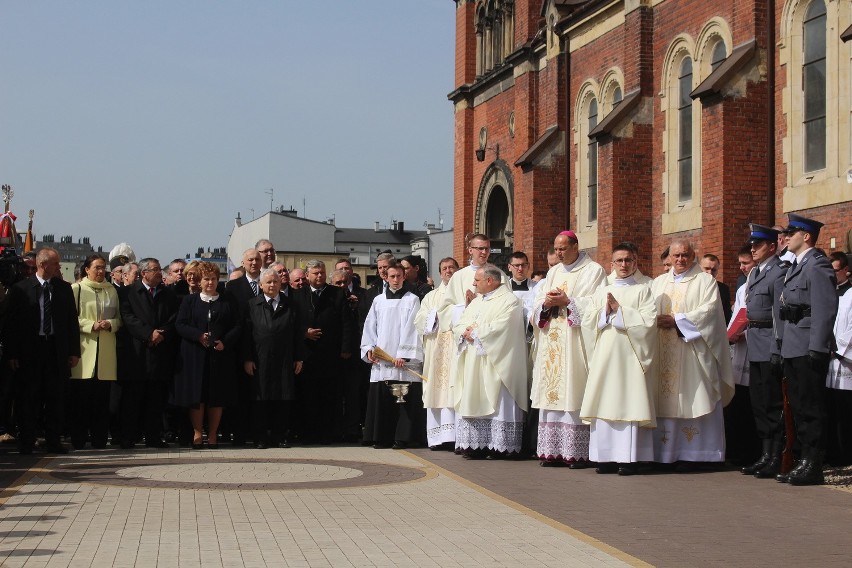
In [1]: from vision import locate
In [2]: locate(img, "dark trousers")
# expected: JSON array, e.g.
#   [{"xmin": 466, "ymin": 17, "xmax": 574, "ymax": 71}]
[
  {"xmin": 224, "ymin": 370, "xmax": 253, "ymax": 444},
  {"xmin": 825, "ymin": 388, "xmax": 852, "ymax": 465},
  {"xmin": 252, "ymin": 400, "xmax": 290, "ymax": 445},
  {"xmin": 16, "ymin": 338, "xmax": 68, "ymax": 449},
  {"xmin": 120, "ymin": 380, "xmax": 167, "ymax": 444},
  {"xmin": 0, "ymin": 364, "xmax": 16, "ymax": 436},
  {"xmin": 363, "ymin": 382, "xmax": 425, "ymax": 445},
  {"xmin": 297, "ymin": 360, "xmax": 342, "ymax": 443},
  {"xmin": 341, "ymin": 358, "xmax": 367, "ymax": 438},
  {"xmin": 724, "ymin": 384, "xmax": 760, "ymax": 464},
  {"xmin": 785, "ymin": 356, "xmax": 829, "ymax": 452},
  {"xmin": 749, "ymin": 361, "xmax": 785, "ymax": 441},
  {"xmin": 69, "ymin": 378, "xmax": 111, "ymax": 448}
]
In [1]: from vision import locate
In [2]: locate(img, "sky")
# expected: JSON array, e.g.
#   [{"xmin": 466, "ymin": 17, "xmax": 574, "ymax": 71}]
[{"xmin": 0, "ymin": 2, "xmax": 456, "ymax": 265}]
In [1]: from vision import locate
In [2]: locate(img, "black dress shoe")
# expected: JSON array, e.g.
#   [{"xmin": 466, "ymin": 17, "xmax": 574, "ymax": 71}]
[
  {"xmin": 392, "ymin": 441, "xmax": 408, "ymax": 450},
  {"xmin": 540, "ymin": 459, "xmax": 567, "ymax": 467},
  {"xmin": 595, "ymin": 463, "xmax": 618, "ymax": 474},
  {"xmin": 279, "ymin": 439, "xmax": 291, "ymax": 448},
  {"xmin": 568, "ymin": 460, "xmax": 589, "ymax": 469},
  {"xmin": 617, "ymin": 464, "xmax": 638, "ymax": 476},
  {"xmin": 145, "ymin": 440, "xmax": 170, "ymax": 449},
  {"xmin": 254, "ymin": 442, "xmax": 268, "ymax": 449},
  {"xmin": 373, "ymin": 442, "xmax": 392, "ymax": 449},
  {"xmin": 191, "ymin": 442, "xmax": 204, "ymax": 450}
]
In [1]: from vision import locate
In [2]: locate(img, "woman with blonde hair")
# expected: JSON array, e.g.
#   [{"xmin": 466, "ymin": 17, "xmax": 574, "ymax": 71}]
[{"xmin": 70, "ymin": 254, "xmax": 122, "ymax": 449}]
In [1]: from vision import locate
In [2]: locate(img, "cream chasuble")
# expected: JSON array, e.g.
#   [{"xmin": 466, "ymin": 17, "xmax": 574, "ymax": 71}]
[
  {"xmin": 439, "ymin": 264, "xmax": 509, "ymax": 332},
  {"xmin": 452, "ymin": 286, "xmax": 528, "ymax": 417},
  {"xmin": 530, "ymin": 253, "xmax": 607, "ymax": 412},
  {"xmin": 650, "ymin": 264, "xmax": 735, "ymax": 419},
  {"xmin": 416, "ymin": 283, "xmax": 455, "ymax": 408},
  {"xmin": 580, "ymin": 280, "xmax": 657, "ymax": 426}
]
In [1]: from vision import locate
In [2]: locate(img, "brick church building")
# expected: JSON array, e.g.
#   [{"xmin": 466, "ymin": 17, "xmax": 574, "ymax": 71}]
[{"xmin": 449, "ymin": 0, "xmax": 851, "ymax": 287}]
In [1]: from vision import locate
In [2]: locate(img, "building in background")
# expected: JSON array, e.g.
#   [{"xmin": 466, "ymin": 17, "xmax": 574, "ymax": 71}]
[{"xmin": 450, "ymin": 0, "xmax": 851, "ymax": 289}]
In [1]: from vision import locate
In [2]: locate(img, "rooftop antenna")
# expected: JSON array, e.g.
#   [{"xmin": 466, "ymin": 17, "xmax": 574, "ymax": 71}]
[{"xmin": 265, "ymin": 188, "xmax": 274, "ymax": 212}]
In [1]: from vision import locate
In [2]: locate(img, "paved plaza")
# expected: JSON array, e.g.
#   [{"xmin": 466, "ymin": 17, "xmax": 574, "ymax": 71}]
[{"xmin": 1, "ymin": 444, "xmax": 851, "ymax": 567}]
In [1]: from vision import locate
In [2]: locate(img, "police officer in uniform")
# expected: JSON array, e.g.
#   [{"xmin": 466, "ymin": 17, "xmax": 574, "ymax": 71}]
[
  {"xmin": 740, "ymin": 224, "xmax": 788, "ymax": 478},
  {"xmin": 775, "ymin": 214, "xmax": 838, "ymax": 485}
]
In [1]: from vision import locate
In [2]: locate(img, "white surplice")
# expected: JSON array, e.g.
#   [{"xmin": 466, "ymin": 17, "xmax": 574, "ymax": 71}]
[{"xmin": 827, "ymin": 290, "xmax": 852, "ymax": 390}]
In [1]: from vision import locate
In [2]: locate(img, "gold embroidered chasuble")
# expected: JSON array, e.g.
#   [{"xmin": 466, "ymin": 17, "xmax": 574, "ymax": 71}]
[
  {"xmin": 580, "ymin": 281, "xmax": 657, "ymax": 426},
  {"xmin": 415, "ymin": 283, "xmax": 455, "ymax": 409},
  {"xmin": 650, "ymin": 264, "xmax": 735, "ymax": 419},
  {"xmin": 530, "ymin": 253, "xmax": 607, "ymax": 412},
  {"xmin": 452, "ymin": 286, "xmax": 529, "ymax": 417}
]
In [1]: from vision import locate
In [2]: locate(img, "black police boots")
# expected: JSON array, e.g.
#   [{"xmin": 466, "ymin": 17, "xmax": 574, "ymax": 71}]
[
  {"xmin": 742, "ymin": 439, "xmax": 772, "ymax": 475},
  {"xmin": 788, "ymin": 448, "xmax": 825, "ymax": 486},
  {"xmin": 754, "ymin": 440, "xmax": 784, "ymax": 479}
]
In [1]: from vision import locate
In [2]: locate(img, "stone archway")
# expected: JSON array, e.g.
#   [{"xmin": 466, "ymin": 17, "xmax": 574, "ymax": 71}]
[{"xmin": 474, "ymin": 160, "xmax": 514, "ymax": 271}]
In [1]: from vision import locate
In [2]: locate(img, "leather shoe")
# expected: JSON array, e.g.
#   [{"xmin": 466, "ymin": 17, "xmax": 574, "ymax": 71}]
[
  {"xmin": 617, "ymin": 464, "xmax": 638, "ymax": 476},
  {"xmin": 279, "ymin": 439, "xmax": 291, "ymax": 449},
  {"xmin": 595, "ymin": 463, "xmax": 618, "ymax": 474},
  {"xmin": 191, "ymin": 442, "xmax": 204, "ymax": 450},
  {"xmin": 254, "ymin": 442, "xmax": 268, "ymax": 449},
  {"xmin": 675, "ymin": 461, "xmax": 696, "ymax": 473},
  {"xmin": 742, "ymin": 440, "xmax": 772, "ymax": 475},
  {"xmin": 777, "ymin": 458, "xmax": 807, "ymax": 483},
  {"xmin": 568, "ymin": 460, "xmax": 589, "ymax": 470},
  {"xmin": 540, "ymin": 459, "xmax": 567, "ymax": 467},
  {"xmin": 392, "ymin": 441, "xmax": 408, "ymax": 450},
  {"xmin": 788, "ymin": 450, "xmax": 825, "ymax": 486},
  {"xmin": 145, "ymin": 440, "xmax": 170, "ymax": 449}
]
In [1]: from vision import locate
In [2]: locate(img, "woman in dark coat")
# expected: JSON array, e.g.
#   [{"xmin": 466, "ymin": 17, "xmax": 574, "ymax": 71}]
[
  {"xmin": 242, "ymin": 267, "xmax": 305, "ymax": 448},
  {"xmin": 174, "ymin": 262, "xmax": 241, "ymax": 449}
]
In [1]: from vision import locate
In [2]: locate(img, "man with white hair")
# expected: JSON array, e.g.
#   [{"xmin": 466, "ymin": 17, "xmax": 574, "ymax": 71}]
[{"xmin": 650, "ymin": 239, "xmax": 734, "ymax": 471}]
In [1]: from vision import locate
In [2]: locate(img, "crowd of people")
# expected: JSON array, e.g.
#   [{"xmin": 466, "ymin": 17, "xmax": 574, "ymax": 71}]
[{"xmin": 0, "ymin": 217, "xmax": 850, "ymax": 488}]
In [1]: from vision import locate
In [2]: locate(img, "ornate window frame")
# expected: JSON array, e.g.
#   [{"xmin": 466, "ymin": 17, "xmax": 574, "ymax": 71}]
[
  {"xmin": 660, "ymin": 34, "xmax": 701, "ymax": 234},
  {"xmin": 780, "ymin": 0, "xmax": 852, "ymax": 212},
  {"xmin": 574, "ymin": 80, "xmax": 601, "ymax": 246}
]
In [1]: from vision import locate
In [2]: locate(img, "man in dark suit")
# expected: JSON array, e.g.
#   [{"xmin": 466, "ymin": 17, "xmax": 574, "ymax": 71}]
[
  {"xmin": 291, "ymin": 259, "xmax": 355, "ymax": 444},
  {"xmin": 738, "ymin": 225, "xmax": 788, "ymax": 478},
  {"xmin": 700, "ymin": 253, "xmax": 732, "ymax": 323},
  {"xmin": 224, "ymin": 248, "xmax": 263, "ymax": 445},
  {"xmin": 775, "ymin": 214, "xmax": 838, "ymax": 485},
  {"xmin": 118, "ymin": 257, "xmax": 180, "ymax": 449},
  {"xmin": 332, "ymin": 260, "xmax": 368, "ymax": 441},
  {"xmin": 5, "ymin": 247, "xmax": 80, "ymax": 454}
]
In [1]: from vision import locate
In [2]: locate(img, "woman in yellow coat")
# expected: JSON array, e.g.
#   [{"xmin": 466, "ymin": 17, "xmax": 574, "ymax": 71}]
[{"xmin": 70, "ymin": 254, "xmax": 121, "ymax": 449}]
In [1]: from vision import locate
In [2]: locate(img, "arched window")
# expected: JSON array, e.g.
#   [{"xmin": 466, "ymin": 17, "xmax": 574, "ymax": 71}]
[
  {"xmin": 678, "ymin": 57, "xmax": 694, "ymax": 202},
  {"xmin": 474, "ymin": 0, "xmax": 514, "ymax": 77},
  {"xmin": 803, "ymin": 0, "xmax": 827, "ymax": 172},
  {"xmin": 612, "ymin": 86, "xmax": 622, "ymax": 106},
  {"xmin": 710, "ymin": 41, "xmax": 727, "ymax": 71},
  {"xmin": 587, "ymin": 99, "xmax": 599, "ymax": 223}
]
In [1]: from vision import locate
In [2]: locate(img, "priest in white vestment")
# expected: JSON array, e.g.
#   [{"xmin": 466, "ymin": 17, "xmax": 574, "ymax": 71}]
[
  {"xmin": 416, "ymin": 257, "xmax": 460, "ymax": 450},
  {"xmin": 439, "ymin": 234, "xmax": 509, "ymax": 331},
  {"xmin": 826, "ymin": 289, "xmax": 852, "ymax": 461},
  {"xmin": 530, "ymin": 231, "xmax": 607, "ymax": 466},
  {"xmin": 453, "ymin": 264, "xmax": 528, "ymax": 457},
  {"xmin": 650, "ymin": 239, "xmax": 735, "ymax": 470},
  {"xmin": 580, "ymin": 244, "xmax": 657, "ymax": 475},
  {"xmin": 361, "ymin": 264, "xmax": 424, "ymax": 449}
]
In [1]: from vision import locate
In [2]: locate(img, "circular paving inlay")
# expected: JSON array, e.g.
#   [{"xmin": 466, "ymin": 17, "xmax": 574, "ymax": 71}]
[{"xmin": 42, "ymin": 458, "xmax": 427, "ymax": 491}]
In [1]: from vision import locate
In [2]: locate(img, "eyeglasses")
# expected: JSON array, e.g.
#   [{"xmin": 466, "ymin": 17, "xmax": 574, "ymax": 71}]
[
  {"xmin": 470, "ymin": 246, "xmax": 489, "ymax": 251},
  {"xmin": 612, "ymin": 258, "xmax": 635, "ymax": 264},
  {"xmin": 509, "ymin": 263, "xmax": 528, "ymax": 269}
]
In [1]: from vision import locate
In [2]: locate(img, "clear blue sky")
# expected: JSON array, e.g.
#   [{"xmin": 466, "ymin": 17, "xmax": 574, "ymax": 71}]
[{"xmin": 1, "ymin": 2, "xmax": 455, "ymax": 264}]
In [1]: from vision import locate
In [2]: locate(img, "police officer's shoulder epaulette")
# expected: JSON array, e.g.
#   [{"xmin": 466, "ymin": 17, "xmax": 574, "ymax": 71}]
[
  {"xmin": 813, "ymin": 251, "xmax": 826, "ymax": 259},
  {"xmin": 778, "ymin": 260, "xmax": 792, "ymax": 269}
]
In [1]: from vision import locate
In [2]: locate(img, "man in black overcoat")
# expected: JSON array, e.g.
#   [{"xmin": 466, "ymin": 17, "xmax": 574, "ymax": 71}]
[
  {"xmin": 118, "ymin": 257, "xmax": 180, "ymax": 448},
  {"xmin": 224, "ymin": 247, "xmax": 263, "ymax": 445},
  {"xmin": 291, "ymin": 259, "xmax": 355, "ymax": 444},
  {"xmin": 4, "ymin": 247, "xmax": 80, "ymax": 454}
]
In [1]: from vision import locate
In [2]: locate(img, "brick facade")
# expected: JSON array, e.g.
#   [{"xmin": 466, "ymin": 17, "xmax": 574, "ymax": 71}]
[{"xmin": 450, "ymin": 0, "xmax": 851, "ymax": 291}]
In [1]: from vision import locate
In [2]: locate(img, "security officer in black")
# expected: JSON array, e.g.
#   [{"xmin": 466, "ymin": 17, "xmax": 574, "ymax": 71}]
[
  {"xmin": 775, "ymin": 213, "xmax": 838, "ymax": 485},
  {"xmin": 740, "ymin": 224, "xmax": 788, "ymax": 478}
]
